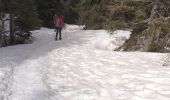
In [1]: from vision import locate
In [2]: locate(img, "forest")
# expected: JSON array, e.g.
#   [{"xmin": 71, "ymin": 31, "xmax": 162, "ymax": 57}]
[{"xmin": 0, "ymin": 0, "xmax": 170, "ymax": 52}]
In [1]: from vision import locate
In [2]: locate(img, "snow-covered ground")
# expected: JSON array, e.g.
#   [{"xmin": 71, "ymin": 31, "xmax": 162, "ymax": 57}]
[{"xmin": 0, "ymin": 25, "xmax": 170, "ymax": 100}]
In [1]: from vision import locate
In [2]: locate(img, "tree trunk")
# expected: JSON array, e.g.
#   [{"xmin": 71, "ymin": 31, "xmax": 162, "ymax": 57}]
[
  {"xmin": 0, "ymin": 13, "xmax": 7, "ymax": 46},
  {"xmin": 9, "ymin": 12, "xmax": 14, "ymax": 44}
]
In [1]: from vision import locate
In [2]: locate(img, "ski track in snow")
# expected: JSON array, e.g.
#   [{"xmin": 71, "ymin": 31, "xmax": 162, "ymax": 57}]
[{"xmin": 0, "ymin": 25, "xmax": 170, "ymax": 100}]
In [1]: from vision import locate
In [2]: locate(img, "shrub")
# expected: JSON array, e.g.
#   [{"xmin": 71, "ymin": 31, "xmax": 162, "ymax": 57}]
[{"xmin": 148, "ymin": 42, "xmax": 164, "ymax": 52}]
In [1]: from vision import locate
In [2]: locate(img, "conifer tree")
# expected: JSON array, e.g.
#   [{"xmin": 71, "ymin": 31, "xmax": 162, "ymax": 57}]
[
  {"xmin": 15, "ymin": 0, "xmax": 40, "ymax": 33},
  {"xmin": 120, "ymin": 0, "xmax": 170, "ymax": 52},
  {"xmin": 78, "ymin": 0, "xmax": 110, "ymax": 29},
  {"xmin": 1, "ymin": 0, "xmax": 40, "ymax": 45},
  {"xmin": 36, "ymin": 0, "xmax": 60, "ymax": 27},
  {"xmin": 35, "ymin": 0, "xmax": 79, "ymax": 27},
  {"xmin": 0, "ymin": 0, "xmax": 2, "ymax": 44}
]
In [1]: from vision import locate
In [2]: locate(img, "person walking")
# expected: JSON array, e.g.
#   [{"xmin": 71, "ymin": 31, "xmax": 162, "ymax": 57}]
[{"xmin": 54, "ymin": 15, "xmax": 64, "ymax": 40}]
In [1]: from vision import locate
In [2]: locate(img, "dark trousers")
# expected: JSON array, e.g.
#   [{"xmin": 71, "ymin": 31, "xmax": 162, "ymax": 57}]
[{"xmin": 55, "ymin": 27, "xmax": 62, "ymax": 40}]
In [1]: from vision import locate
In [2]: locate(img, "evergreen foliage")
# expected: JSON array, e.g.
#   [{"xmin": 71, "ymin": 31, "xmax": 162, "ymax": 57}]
[
  {"xmin": 0, "ymin": 0, "xmax": 40, "ymax": 46},
  {"xmin": 77, "ymin": 0, "xmax": 151, "ymax": 30},
  {"xmin": 0, "ymin": 0, "xmax": 169, "ymax": 52},
  {"xmin": 35, "ymin": 0, "xmax": 79, "ymax": 27},
  {"xmin": 121, "ymin": 0, "xmax": 170, "ymax": 52},
  {"xmin": 15, "ymin": 0, "xmax": 40, "ymax": 33}
]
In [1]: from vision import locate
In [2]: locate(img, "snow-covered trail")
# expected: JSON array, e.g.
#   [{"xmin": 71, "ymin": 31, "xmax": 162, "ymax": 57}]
[
  {"xmin": 7, "ymin": 28, "xmax": 59, "ymax": 100},
  {"xmin": 0, "ymin": 25, "xmax": 170, "ymax": 100},
  {"xmin": 8, "ymin": 25, "xmax": 93, "ymax": 100},
  {"xmin": 43, "ymin": 28, "xmax": 170, "ymax": 100}
]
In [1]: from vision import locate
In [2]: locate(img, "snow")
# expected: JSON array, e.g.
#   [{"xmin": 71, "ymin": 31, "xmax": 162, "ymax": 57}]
[
  {"xmin": 94, "ymin": 30, "xmax": 131, "ymax": 50},
  {"xmin": 0, "ymin": 25, "xmax": 170, "ymax": 100}
]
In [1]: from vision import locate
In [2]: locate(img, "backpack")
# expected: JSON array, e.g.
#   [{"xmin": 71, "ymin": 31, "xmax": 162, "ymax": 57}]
[{"xmin": 54, "ymin": 16, "xmax": 64, "ymax": 28}]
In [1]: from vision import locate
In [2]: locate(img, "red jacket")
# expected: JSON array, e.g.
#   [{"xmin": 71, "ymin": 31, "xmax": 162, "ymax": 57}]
[{"xmin": 54, "ymin": 16, "xmax": 64, "ymax": 28}]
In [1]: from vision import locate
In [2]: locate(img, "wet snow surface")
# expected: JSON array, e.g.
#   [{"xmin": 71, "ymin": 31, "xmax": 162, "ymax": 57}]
[{"xmin": 0, "ymin": 25, "xmax": 170, "ymax": 100}]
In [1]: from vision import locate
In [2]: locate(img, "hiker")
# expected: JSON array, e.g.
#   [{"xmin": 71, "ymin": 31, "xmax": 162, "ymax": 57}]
[{"xmin": 54, "ymin": 15, "xmax": 64, "ymax": 40}]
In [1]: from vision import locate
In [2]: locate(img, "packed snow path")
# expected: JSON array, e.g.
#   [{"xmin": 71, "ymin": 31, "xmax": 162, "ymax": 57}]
[{"xmin": 0, "ymin": 25, "xmax": 170, "ymax": 100}]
